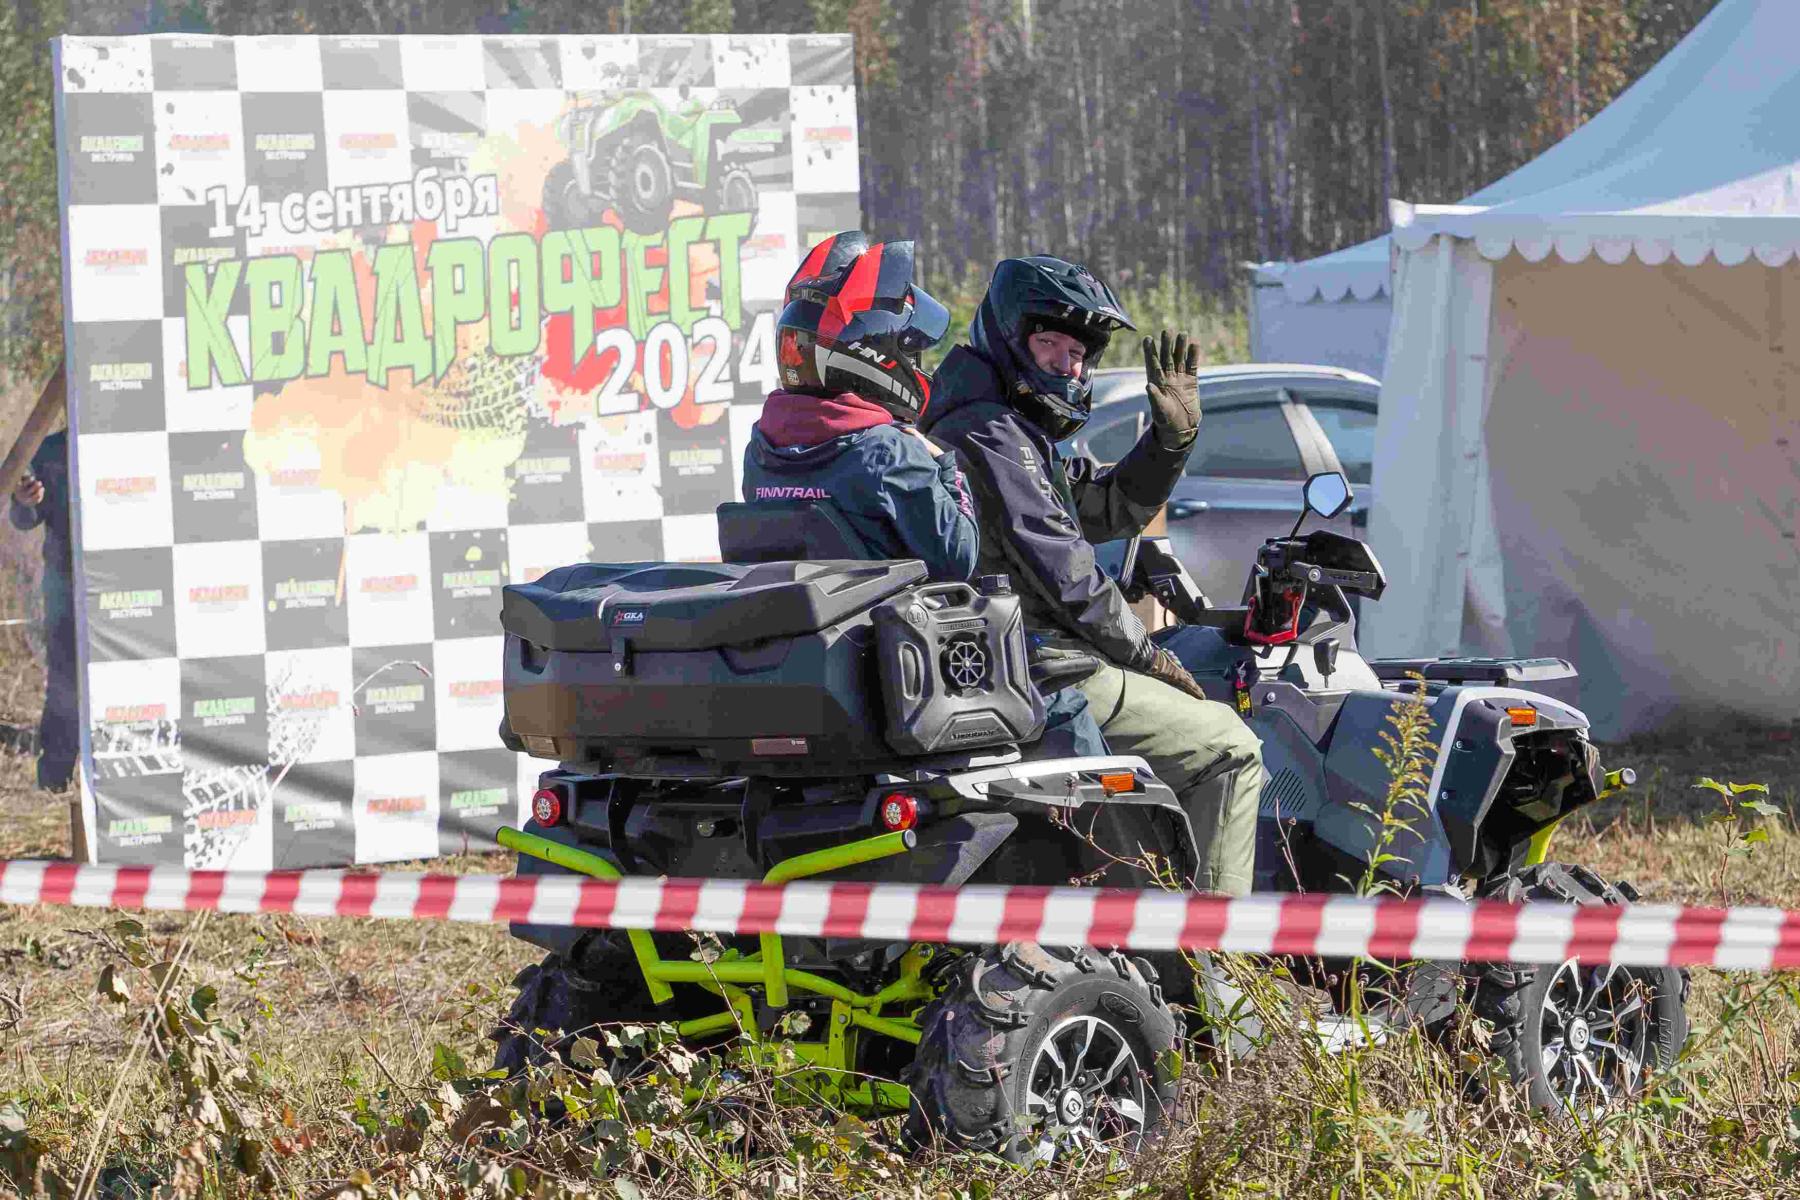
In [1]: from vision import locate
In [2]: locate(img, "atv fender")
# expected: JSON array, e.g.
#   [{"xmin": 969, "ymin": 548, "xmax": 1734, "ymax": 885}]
[
  {"xmin": 971, "ymin": 764, "xmax": 1195, "ymax": 885},
  {"xmin": 594, "ymin": 109, "xmax": 665, "ymax": 162},
  {"xmin": 825, "ymin": 811, "xmax": 1019, "ymax": 888},
  {"xmin": 1314, "ymin": 685, "xmax": 1592, "ymax": 885},
  {"xmin": 814, "ymin": 812, "xmax": 1019, "ymax": 960}
]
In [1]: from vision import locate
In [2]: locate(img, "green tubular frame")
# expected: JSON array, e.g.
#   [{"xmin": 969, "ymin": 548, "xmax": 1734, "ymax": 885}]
[
  {"xmin": 758, "ymin": 831, "xmax": 915, "ymax": 1006},
  {"xmin": 498, "ymin": 826, "xmax": 678, "ymax": 1004},
  {"xmin": 1522, "ymin": 818, "xmax": 1561, "ymax": 869},
  {"xmin": 498, "ymin": 824, "xmax": 937, "ymax": 1111}
]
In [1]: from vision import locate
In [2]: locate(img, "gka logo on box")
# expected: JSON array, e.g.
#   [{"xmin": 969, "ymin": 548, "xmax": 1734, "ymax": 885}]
[{"xmin": 611, "ymin": 608, "xmax": 647, "ymax": 627}]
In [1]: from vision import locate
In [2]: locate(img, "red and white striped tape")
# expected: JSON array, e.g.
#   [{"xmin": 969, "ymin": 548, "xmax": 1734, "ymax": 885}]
[{"xmin": 4, "ymin": 860, "xmax": 1799, "ymax": 969}]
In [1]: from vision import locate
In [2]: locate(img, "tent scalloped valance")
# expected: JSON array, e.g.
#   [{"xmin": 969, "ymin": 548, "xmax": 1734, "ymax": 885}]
[
  {"xmin": 1393, "ymin": 216, "xmax": 1800, "ymax": 269},
  {"xmin": 1257, "ymin": 262, "xmax": 1390, "ymax": 303}
]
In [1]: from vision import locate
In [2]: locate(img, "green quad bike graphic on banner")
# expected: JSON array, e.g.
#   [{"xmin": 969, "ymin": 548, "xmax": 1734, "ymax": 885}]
[{"xmin": 546, "ymin": 91, "xmax": 762, "ymax": 233}]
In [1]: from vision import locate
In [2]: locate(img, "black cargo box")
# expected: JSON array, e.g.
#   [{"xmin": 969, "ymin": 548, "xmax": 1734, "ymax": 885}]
[
  {"xmin": 501, "ymin": 560, "xmax": 925, "ymax": 652},
  {"xmin": 500, "ymin": 560, "xmax": 1043, "ymax": 775}
]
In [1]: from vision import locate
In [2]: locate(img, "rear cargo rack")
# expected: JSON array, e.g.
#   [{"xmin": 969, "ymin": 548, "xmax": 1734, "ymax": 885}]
[{"xmin": 1367, "ymin": 656, "xmax": 1576, "ymax": 686}]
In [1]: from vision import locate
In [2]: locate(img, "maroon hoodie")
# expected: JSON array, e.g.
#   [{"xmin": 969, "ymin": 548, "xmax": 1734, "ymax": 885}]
[{"xmin": 755, "ymin": 389, "xmax": 893, "ymax": 449}]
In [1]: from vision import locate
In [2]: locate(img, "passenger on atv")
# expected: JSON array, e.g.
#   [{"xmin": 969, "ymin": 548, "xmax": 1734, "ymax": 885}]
[{"xmin": 920, "ymin": 255, "xmax": 1263, "ymax": 895}]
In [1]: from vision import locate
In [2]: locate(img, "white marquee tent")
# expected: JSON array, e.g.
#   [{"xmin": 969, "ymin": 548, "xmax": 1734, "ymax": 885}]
[{"xmin": 1355, "ymin": 0, "xmax": 1800, "ymax": 735}]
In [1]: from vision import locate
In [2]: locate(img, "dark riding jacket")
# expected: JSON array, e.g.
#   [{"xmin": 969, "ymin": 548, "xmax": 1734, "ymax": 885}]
[
  {"xmin": 741, "ymin": 390, "xmax": 980, "ymax": 582},
  {"xmin": 919, "ymin": 347, "xmax": 1186, "ymax": 669}
]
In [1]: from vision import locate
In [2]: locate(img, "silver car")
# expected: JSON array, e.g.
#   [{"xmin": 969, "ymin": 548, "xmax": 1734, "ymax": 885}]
[{"xmin": 1059, "ymin": 363, "xmax": 1380, "ymax": 604}]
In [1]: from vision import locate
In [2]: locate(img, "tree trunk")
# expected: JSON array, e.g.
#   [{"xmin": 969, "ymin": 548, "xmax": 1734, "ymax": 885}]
[
  {"xmin": 1374, "ymin": 1, "xmax": 1396, "ymax": 215},
  {"xmin": 1472, "ymin": 0, "xmax": 1487, "ymax": 185},
  {"xmin": 1020, "ymin": 0, "xmax": 1040, "ymax": 255},
  {"xmin": 1073, "ymin": 26, "xmax": 1096, "ymax": 260},
  {"xmin": 1569, "ymin": 3, "xmax": 1581, "ymax": 130},
  {"xmin": 1243, "ymin": 0, "xmax": 1267, "ymax": 261},
  {"xmin": 1272, "ymin": 1, "xmax": 1294, "ymax": 261},
  {"xmin": 970, "ymin": 3, "xmax": 996, "ymax": 265},
  {"xmin": 1092, "ymin": 19, "xmax": 1111, "ymax": 274},
  {"xmin": 1172, "ymin": 0, "xmax": 1186, "ymax": 303}
]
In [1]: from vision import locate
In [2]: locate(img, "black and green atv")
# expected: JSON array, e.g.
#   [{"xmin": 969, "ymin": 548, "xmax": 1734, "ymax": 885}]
[{"xmin": 491, "ymin": 500, "xmax": 1195, "ymax": 1163}]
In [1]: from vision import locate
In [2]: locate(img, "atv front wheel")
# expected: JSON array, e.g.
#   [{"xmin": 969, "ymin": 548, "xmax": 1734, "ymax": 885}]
[
  {"xmin": 541, "ymin": 160, "xmax": 605, "ymax": 232},
  {"xmin": 712, "ymin": 163, "xmax": 757, "ymax": 214},
  {"xmin": 904, "ymin": 943, "xmax": 1180, "ymax": 1163},
  {"xmin": 609, "ymin": 139, "xmax": 675, "ymax": 233},
  {"xmin": 1475, "ymin": 864, "xmax": 1688, "ymax": 1121}
]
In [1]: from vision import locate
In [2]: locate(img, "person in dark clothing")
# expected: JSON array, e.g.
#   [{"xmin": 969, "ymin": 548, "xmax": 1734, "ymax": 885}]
[
  {"xmin": 9, "ymin": 429, "xmax": 77, "ymax": 791},
  {"xmin": 741, "ymin": 230, "xmax": 978, "ymax": 582},
  {"xmin": 919, "ymin": 256, "xmax": 1263, "ymax": 895},
  {"xmin": 742, "ymin": 232, "xmax": 1103, "ymax": 756}
]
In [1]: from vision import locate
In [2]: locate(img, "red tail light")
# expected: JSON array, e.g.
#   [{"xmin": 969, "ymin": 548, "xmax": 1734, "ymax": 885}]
[
  {"xmin": 532, "ymin": 786, "xmax": 565, "ymax": 827},
  {"xmin": 879, "ymin": 793, "xmax": 919, "ymax": 832}
]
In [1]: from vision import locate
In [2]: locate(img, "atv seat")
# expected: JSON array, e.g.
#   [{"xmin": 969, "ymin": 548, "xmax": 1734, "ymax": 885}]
[{"xmin": 716, "ymin": 500, "xmax": 877, "ymax": 564}]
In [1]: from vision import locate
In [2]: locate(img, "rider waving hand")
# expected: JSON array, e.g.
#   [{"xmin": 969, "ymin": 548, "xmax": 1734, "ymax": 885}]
[{"xmin": 919, "ymin": 257, "xmax": 1262, "ymax": 896}]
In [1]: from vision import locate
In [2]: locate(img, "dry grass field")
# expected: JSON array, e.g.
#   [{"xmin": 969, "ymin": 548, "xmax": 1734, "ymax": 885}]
[{"xmin": 1, "ymin": 666, "xmax": 1797, "ymax": 1197}]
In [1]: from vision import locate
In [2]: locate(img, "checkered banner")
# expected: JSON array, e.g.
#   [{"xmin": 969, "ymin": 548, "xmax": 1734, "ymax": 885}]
[{"xmin": 53, "ymin": 32, "xmax": 861, "ymax": 868}]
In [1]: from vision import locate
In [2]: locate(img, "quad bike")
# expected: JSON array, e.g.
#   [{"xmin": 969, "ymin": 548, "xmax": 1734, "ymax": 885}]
[
  {"xmin": 490, "ymin": 501, "xmax": 1203, "ymax": 1162},
  {"xmin": 544, "ymin": 91, "xmax": 760, "ymax": 235},
  {"xmin": 491, "ymin": 473, "xmax": 1688, "ymax": 1148},
  {"xmin": 1104, "ymin": 470, "xmax": 1690, "ymax": 1118}
]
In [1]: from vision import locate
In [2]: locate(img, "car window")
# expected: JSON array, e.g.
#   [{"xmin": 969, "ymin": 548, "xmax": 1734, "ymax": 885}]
[
  {"xmin": 1187, "ymin": 404, "xmax": 1305, "ymax": 479},
  {"xmin": 1078, "ymin": 401, "xmax": 1148, "ymax": 464},
  {"xmin": 1304, "ymin": 401, "xmax": 1377, "ymax": 485}
]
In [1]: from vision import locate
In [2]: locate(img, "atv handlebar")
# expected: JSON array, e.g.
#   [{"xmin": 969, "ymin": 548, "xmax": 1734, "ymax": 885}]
[{"xmin": 1280, "ymin": 560, "xmax": 1382, "ymax": 594}]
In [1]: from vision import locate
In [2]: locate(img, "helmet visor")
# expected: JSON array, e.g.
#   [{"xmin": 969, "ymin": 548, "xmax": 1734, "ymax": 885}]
[{"xmin": 905, "ymin": 283, "xmax": 951, "ymax": 348}]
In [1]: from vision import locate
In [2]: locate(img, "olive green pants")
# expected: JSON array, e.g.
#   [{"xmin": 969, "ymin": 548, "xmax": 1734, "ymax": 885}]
[{"xmin": 1077, "ymin": 662, "xmax": 1262, "ymax": 896}]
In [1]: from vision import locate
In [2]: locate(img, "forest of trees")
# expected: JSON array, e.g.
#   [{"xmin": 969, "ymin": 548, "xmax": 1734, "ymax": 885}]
[{"xmin": 0, "ymin": 0, "xmax": 1721, "ymax": 384}]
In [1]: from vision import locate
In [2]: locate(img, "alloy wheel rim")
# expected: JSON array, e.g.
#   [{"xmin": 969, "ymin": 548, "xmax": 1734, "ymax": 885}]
[
  {"xmin": 1536, "ymin": 958, "xmax": 1654, "ymax": 1117},
  {"xmin": 1023, "ymin": 1014, "xmax": 1148, "ymax": 1162}
]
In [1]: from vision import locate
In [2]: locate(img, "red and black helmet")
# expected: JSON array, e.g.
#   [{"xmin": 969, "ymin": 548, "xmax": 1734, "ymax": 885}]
[{"xmin": 775, "ymin": 230, "xmax": 951, "ymax": 422}]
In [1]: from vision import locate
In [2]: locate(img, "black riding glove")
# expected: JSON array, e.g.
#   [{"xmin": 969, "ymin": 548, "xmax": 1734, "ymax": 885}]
[{"xmin": 1143, "ymin": 330, "xmax": 1202, "ymax": 451}]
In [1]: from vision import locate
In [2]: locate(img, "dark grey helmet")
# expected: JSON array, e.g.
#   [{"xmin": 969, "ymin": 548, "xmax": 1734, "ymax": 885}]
[{"xmin": 970, "ymin": 256, "xmax": 1135, "ymax": 439}]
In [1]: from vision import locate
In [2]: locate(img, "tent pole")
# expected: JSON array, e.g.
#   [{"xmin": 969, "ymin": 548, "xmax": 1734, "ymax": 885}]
[{"xmin": 1423, "ymin": 234, "xmax": 1457, "ymax": 656}]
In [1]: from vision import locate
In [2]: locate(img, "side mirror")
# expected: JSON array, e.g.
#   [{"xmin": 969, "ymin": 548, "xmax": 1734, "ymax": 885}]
[{"xmin": 1303, "ymin": 471, "xmax": 1353, "ymax": 519}]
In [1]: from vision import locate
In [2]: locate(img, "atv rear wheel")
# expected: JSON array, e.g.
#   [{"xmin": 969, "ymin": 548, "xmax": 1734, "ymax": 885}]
[
  {"xmin": 904, "ymin": 943, "xmax": 1180, "ymax": 1163},
  {"xmin": 1475, "ymin": 864, "xmax": 1688, "ymax": 1121},
  {"xmin": 609, "ymin": 139, "xmax": 674, "ymax": 234},
  {"xmin": 712, "ymin": 164, "xmax": 757, "ymax": 214},
  {"xmin": 492, "ymin": 945, "xmax": 660, "ymax": 1080}
]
